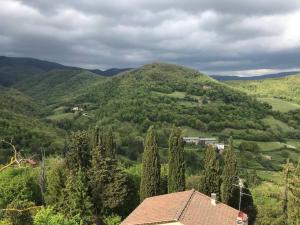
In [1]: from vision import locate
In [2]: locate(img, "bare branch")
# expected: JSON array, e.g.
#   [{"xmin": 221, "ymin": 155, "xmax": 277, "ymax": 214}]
[{"xmin": 0, "ymin": 206, "xmax": 42, "ymax": 212}]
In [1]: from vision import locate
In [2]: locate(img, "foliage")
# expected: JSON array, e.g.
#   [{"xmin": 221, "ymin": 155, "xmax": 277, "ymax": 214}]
[
  {"xmin": 33, "ymin": 207, "xmax": 83, "ymax": 225},
  {"xmin": 44, "ymin": 157, "xmax": 67, "ymax": 210},
  {"xmin": 103, "ymin": 214, "xmax": 122, "ymax": 225},
  {"xmin": 199, "ymin": 145, "xmax": 220, "ymax": 198},
  {"xmin": 4, "ymin": 200, "xmax": 35, "ymax": 225},
  {"xmin": 168, "ymin": 126, "xmax": 185, "ymax": 193},
  {"xmin": 0, "ymin": 167, "xmax": 41, "ymax": 209},
  {"xmin": 239, "ymin": 141, "xmax": 260, "ymax": 153},
  {"xmin": 140, "ymin": 126, "xmax": 160, "ymax": 201},
  {"xmin": 62, "ymin": 168, "xmax": 93, "ymax": 224},
  {"xmin": 221, "ymin": 138, "xmax": 239, "ymax": 206},
  {"xmin": 65, "ymin": 131, "xmax": 91, "ymax": 172},
  {"xmin": 288, "ymin": 161, "xmax": 300, "ymax": 224},
  {"xmin": 89, "ymin": 144, "xmax": 132, "ymax": 217}
]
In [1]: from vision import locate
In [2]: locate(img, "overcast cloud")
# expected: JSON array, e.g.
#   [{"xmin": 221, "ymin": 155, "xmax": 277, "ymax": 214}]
[{"xmin": 1, "ymin": 0, "xmax": 300, "ymax": 75}]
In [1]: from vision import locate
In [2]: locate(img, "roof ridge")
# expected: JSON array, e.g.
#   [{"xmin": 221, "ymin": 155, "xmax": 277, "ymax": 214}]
[
  {"xmin": 174, "ymin": 189, "xmax": 196, "ymax": 221},
  {"xmin": 193, "ymin": 191, "xmax": 241, "ymax": 213}
]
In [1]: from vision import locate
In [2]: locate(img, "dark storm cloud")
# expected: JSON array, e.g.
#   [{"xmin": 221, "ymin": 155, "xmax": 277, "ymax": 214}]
[{"xmin": 1, "ymin": 0, "xmax": 300, "ymax": 75}]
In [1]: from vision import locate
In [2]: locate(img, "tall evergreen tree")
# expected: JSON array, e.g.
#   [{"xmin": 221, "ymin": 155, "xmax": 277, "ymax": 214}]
[
  {"xmin": 240, "ymin": 182, "xmax": 257, "ymax": 225},
  {"xmin": 66, "ymin": 131, "xmax": 91, "ymax": 172},
  {"xmin": 288, "ymin": 161, "xmax": 300, "ymax": 225},
  {"xmin": 92, "ymin": 127, "xmax": 115, "ymax": 158},
  {"xmin": 63, "ymin": 168, "xmax": 93, "ymax": 224},
  {"xmin": 168, "ymin": 126, "xmax": 185, "ymax": 193},
  {"xmin": 105, "ymin": 128, "xmax": 116, "ymax": 158},
  {"xmin": 140, "ymin": 126, "xmax": 161, "ymax": 201},
  {"xmin": 221, "ymin": 137, "xmax": 239, "ymax": 206},
  {"xmin": 282, "ymin": 159, "xmax": 293, "ymax": 225},
  {"xmin": 89, "ymin": 135, "xmax": 131, "ymax": 220},
  {"xmin": 200, "ymin": 145, "xmax": 220, "ymax": 197}
]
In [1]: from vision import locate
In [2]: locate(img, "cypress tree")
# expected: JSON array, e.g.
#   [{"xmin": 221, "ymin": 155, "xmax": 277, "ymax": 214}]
[
  {"xmin": 91, "ymin": 127, "xmax": 115, "ymax": 158},
  {"xmin": 200, "ymin": 145, "xmax": 220, "ymax": 197},
  {"xmin": 140, "ymin": 126, "xmax": 160, "ymax": 201},
  {"xmin": 221, "ymin": 137, "xmax": 239, "ymax": 206},
  {"xmin": 63, "ymin": 168, "xmax": 93, "ymax": 224},
  {"xmin": 282, "ymin": 159, "xmax": 293, "ymax": 225},
  {"xmin": 105, "ymin": 128, "xmax": 116, "ymax": 158},
  {"xmin": 288, "ymin": 161, "xmax": 300, "ymax": 224},
  {"xmin": 66, "ymin": 131, "xmax": 91, "ymax": 172},
  {"xmin": 89, "ymin": 136, "xmax": 131, "ymax": 219},
  {"xmin": 168, "ymin": 126, "xmax": 185, "ymax": 193},
  {"xmin": 240, "ymin": 182, "xmax": 257, "ymax": 225}
]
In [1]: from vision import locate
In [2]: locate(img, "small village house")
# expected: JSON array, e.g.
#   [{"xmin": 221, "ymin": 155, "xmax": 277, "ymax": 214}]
[
  {"xmin": 121, "ymin": 189, "xmax": 248, "ymax": 225},
  {"xmin": 71, "ymin": 106, "xmax": 83, "ymax": 112}
]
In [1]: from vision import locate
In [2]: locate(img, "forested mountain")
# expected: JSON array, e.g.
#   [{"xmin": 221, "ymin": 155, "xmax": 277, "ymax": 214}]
[
  {"xmin": 0, "ymin": 56, "xmax": 71, "ymax": 86},
  {"xmin": 1, "ymin": 61, "xmax": 300, "ymax": 224},
  {"xmin": 0, "ymin": 86, "xmax": 65, "ymax": 161},
  {"xmin": 1, "ymin": 62, "xmax": 300, "ymax": 170},
  {"xmin": 0, "ymin": 56, "xmax": 131, "ymax": 86},
  {"xmin": 13, "ymin": 63, "xmax": 274, "ymax": 144}
]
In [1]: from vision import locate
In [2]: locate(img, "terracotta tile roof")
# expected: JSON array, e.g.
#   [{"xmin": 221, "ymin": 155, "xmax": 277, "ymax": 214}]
[{"xmin": 121, "ymin": 189, "xmax": 246, "ymax": 225}]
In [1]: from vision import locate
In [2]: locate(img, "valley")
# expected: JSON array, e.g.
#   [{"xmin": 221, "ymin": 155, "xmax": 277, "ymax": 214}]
[{"xmin": 0, "ymin": 58, "xmax": 300, "ymax": 224}]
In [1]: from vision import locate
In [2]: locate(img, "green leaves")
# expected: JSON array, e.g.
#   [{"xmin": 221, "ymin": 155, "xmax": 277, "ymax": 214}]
[
  {"xmin": 140, "ymin": 126, "xmax": 161, "ymax": 201},
  {"xmin": 168, "ymin": 126, "xmax": 185, "ymax": 193}
]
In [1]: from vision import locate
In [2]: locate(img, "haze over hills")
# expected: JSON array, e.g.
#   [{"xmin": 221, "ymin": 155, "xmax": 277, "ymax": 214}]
[{"xmin": 212, "ymin": 71, "xmax": 300, "ymax": 81}]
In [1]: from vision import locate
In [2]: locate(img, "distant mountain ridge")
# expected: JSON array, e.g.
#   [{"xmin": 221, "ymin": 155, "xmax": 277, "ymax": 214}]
[
  {"xmin": 0, "ymin": 56, "xmax": 130, "ymax": 86},
  {"xmin": 211, "ymin": 71, "xmax": 300, "ymax": 81}
]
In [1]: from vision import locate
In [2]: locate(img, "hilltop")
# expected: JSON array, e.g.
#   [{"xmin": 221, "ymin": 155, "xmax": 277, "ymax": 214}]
[
  {"xmin": 16, "ymin": 63, "xmax": 271, "ymax": 138},
  {"xmin": 0, "ymin": 56, "xmax": 131, "ymax": 86}
]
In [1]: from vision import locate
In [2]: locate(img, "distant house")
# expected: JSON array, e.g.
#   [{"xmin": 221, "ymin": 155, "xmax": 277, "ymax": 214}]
[
  {"xmin": 199, "ymin": 137, "xmax": 218, "ymax": 146},
  {"xmin": 203, "ymin": 85, "xmax": 212, "ymax": 90},
  {"xmin": 121, "ymin": 189, "xmax": 248, "ymax": 225},
  {"xmin": 71, "ymin": 106, "xmax": 83, "ymax": 112},
  {"xmin": 183, "ymin": 137, "xmax": 201, "ymax": 145},
  {"xmin": 216, "ymin": 143, "xmax": 225, "ymax": 151}
]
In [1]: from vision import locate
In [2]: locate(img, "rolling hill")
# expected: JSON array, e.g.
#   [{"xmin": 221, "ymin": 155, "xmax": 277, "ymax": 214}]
[
  {"xmin": 15, "ymin": 63, "xmax": 275, "ymax": 143},
  {"xmin": 0, "ymin": 56, "xmax": 71, "ymax": 86},
  {"xmin": 226, "ymin": 74, "xmax": 300, "ymax": 111},
  {"xmin": 0, "ymin": 86, "xmax": 65, "ymax": 160},
  {"xmin": 1, "ymin": 62, "xmax": 300, "ymax": 170},
  {"xmin": 0, "ymin": 56, "xmax": 132, "ymax": 86}
]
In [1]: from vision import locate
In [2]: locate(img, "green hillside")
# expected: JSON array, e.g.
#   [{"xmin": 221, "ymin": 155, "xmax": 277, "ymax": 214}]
[
  {"xmin": 227, "ymin": 74, "xmax": 300, "ymax": 112},
  {"xmin": 2, "ymin": 63, "xmax": 300, "ymax": 170},
  {"xmin": 15, "ymin": 63, "xmax": 273, "ymax": 140},
  {"xmin": 0, "ymin": 56, "xmax": 70, "ymax": 86},
  {"xmin": 0, "ymin": 86, "xmax": 65, "ymax": 159}
]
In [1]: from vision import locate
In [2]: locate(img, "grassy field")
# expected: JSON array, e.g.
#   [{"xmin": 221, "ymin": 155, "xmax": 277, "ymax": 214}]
[
  {"xmin": 46, "ymin": 112, "xmax": 75, "ymax": 121},
  {"xmin": 259, "ymin": 97, "xmax": 300, "ymax": 112},
  {"xmin": 227, "ymin": 74, "xmax": 300, "ymax": 111},
  {"xmin": 261, "ymin": 115, "xmax": 294, "ymax": 132}
]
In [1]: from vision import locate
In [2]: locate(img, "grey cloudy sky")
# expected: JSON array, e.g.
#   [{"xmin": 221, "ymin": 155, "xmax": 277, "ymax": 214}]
[{"xmin": 1, "ymin": 0, "xmax": 300, "ymax": 75}]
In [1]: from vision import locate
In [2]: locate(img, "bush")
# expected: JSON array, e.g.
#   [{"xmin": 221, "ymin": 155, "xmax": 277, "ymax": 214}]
[
  {"xmin": 33, "ymin": 207, "xmax": 83, "ymax": 225},
  {"xmin": 239, "ymin": 141, "xmax": 260, "ymax": 153},
  {"xmin": 103, "ymin": 214, "xmax": 122, "ymax": 225}
]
